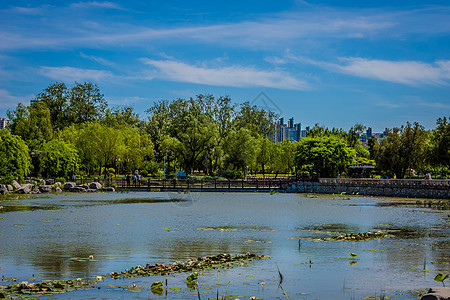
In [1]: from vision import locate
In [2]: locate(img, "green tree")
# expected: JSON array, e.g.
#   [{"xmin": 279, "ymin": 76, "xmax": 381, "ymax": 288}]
[
  {"xmin": 347, "ymin": 123, "xmax": 366, "ymax": 148},
  {"xmin": 375, "ymin": 122, "xmax": 428, "ymax": 179},
  {"xmin": 6, "ymin": 101, "xmax": 53, "ymax": 144},
  {"xmin": 223, "ymin": 127, "xmax": 258, "ymax": 175},
  {"xmin": 102, "ymin": 106, "xmax": 143, "ymax": 129},
  {"xmin": 160, "ymin": 135, "xmax": 182, "ymax": 175},
  {"xmin": 121, "ymin": 127, "xmax": 155, "ymax": 173},
  {"xmin": 270, "ymin": 139, "xmax": 296, "ymax": 176},
  {"xmin": 256, "ymin": 136, "xmax": 274, "ymax": 177},
  {"xmin": 428, "ymin": 117, "xmax": 450, "ymax": 170},
  {"xmin": 31, "ymin": 82, "xmax": 69, "ymax": 130},
  {"xmin": 145, "ymin": 99, "xmax": 172, "ymax": 162},
  {"xmin": 7, "ymin": 103, "xmax": 30, "ymax": 139},
  {"xmin": 60, "ymin": 124, "xmax": 100, "ymax": 176},
  {"xmin": 295, "ymin": 136, "xmax": 356, "ymax": 178},
  {"xmin": 0, "ymin": 130, "xmax": 32, "ymax": 182},
  {"xmin": 175, "ymin": 113, "xmax": 218, "ymax": 174},
  {"xmin": 67, "ymin": 82, "xmax": 108, "ymax": 125},
  {"xmin": 39, "ymin": 139, "xmax": 80, "ymax": 178},
  {"xmin": 233, "ymin": 102, "xmax": 277, "ymax": 136},
  {"xmin": 367, "ymin": 136, "xmax": 378, "ymax": 160}
]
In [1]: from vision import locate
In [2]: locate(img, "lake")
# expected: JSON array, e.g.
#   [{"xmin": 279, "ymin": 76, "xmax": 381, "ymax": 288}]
[{"xmin": 0, "ymin": 192, "xmax": 449, "ymax": 299}]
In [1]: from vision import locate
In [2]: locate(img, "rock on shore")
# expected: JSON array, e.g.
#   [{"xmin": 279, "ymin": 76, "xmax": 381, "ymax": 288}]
[
  {"xmin": 89, "ymin": 182, "xmax": 102, "ymax": 190},
  {"xmin": 0, "ymin": 184, "xmax": 7, "ymax": 195},
  {"xmin": 64, "ymin": 182, "xmax": 76, "ymax": 190},
  {"xmin": 38, "ymin": 185, "xmax": 53, "ymax": 193},
  {"xmin": 0, "ymin": 180, "xmax": 109, "ymax": 195},
  {"xmin": 421, "ymin": 287, "xmax": 450, "ymax": 300},
  {"xmin": 16, "ymin": 184, "xmax": 34, "ymax": 194}
]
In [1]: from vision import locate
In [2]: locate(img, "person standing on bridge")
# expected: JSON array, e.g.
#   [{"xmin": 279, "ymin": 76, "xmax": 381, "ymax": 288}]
[{"xmin": 126, "ymin": 173, "xmax": 131, "ymax": 187}]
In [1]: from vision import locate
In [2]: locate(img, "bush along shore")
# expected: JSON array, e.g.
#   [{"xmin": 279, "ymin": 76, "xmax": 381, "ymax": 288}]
[
  {"xmin": 0, "ymin": 180, "xmax": 114, "ymax": 196},
  {"xmin": 0, "ymin": 253, "xmax": 268, "ymax": 298}
]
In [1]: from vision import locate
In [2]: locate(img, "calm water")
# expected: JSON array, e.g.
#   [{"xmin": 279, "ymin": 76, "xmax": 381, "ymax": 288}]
[{"xmin": 0, "ymin": 192, "xmax": 449, "ymax": 299}]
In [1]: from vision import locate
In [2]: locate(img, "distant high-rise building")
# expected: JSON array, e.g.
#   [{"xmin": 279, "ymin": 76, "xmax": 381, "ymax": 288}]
[
  {"xmin": 273, "ymin": 117, "xmax": 307, "ymax": 142},
  {"xmin": 0, "ymin": 118, "xmax": 9, "ymax": 129},
  {"xmin": 366, "ymin": 127, "xmax": 372, "ymax": 139},
  {"xmin": 288, "ymin": 117, "xmax": 294, "ymax": 128}
]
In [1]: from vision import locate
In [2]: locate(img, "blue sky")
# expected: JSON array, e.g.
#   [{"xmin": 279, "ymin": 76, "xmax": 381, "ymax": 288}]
[{"xmin": 1, "ymin": 1, "xmax": 449, "ymax": 132}]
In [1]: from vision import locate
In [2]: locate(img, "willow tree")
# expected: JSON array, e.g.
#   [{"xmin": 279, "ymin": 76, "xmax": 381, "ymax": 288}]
[
  {"xmin": 0, "ymin": 130, "xmax": 31, "ymax": 182},
  {"xmin": 295, "ymin": 136, "xmax": 356, "ymax": 178}
]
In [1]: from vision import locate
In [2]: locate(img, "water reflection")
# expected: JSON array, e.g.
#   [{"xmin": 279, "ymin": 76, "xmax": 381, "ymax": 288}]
[{"xmin": 0, "ymin": 192, "xmax": 448, "ymax": 299}]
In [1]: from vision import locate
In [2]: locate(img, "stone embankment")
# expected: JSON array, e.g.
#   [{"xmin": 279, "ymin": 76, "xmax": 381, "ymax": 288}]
[
  {"xmin": 286, "ymin": 179, "xmax": 449, "ymax": 199},
  {"xmin": 0, "ymin": 180, "xmax": 114, "ymax": 195}
]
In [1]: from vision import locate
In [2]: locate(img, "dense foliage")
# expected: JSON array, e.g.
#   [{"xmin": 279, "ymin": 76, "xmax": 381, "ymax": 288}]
[
  {"xmin": 0, "ymin": 129, "xmax": 32, "ymax": 182},
  {"xmin": 295, "ymin": 136, "xmax": 356, "ymax": 178},
  {"xmin": 2, "ymin": 82, "xmax": 448, "ymax": 181}
]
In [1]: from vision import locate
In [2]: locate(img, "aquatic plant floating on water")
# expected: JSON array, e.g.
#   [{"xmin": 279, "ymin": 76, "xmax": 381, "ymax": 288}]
[
  {"xmin": 186, "ymin": 272, "xmax": 198, "ymax": 282},
  {"xmin": 434, "ymin": 273, "xmax": 449, "ymax": 287},
  {"xmin": 108, "ymin": 253, "xmax": 268, "ymax": 280},
  {"xmin": 150, "ymin": 281, "xmax": 164, "ymax": 295},
  {"xmin": 312, "ymin": 231, "xmax": 390, "ymax": 242},
  {"xmin": 0, "ymin": 253, "xmax": 268, "ymax": 298}
]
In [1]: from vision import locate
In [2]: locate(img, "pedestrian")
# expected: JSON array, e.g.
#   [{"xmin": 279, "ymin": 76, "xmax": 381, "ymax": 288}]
[
  {"xmin": 126, "ymin": 173, "xmax": 131, "ymax": 187},
  {"xmin": 138, "ymin": 174, "xmax": 141, "ymax": 186}
]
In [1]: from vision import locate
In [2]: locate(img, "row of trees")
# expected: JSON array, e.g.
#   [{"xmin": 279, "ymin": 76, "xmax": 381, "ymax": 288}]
[
  {"xmin": 369, "ymin": 119, "xmax": 449, "ymax": 179},
  {"xmin": 1, "ymin": 82, "xmax": 449, "ymax": 182}
]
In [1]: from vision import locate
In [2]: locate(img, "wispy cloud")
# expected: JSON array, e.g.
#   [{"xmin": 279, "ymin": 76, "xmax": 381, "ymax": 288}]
[
  {"xmin": 4, "ymin": 6, "xmax": 446, "ymax": 51},
  {"xmin": 141, "ymin": 59, "xmax": 310, "ymax": 90},
  {"xmin": 39, "ymin": 66, "xmax": 115, "ymax": 83},
  {"xmin": 108, "ymin": 96, "xmax": 152, "ymax": 106},
  {"xmin": 70, "ymin": 1, "xmax": 124, "ymax": 10},
  {"xmin": 79, "ymin": 52, "xmax": 118, "ymax": 68},
  {"xmin": 418, "ymin": 101, "xmax": 450, "ymax": 109},
  {"xmin": 288, "ymin": 54, "xmax": 450, "ymax": 86},
  {"xmin": 0, "ymin": 89, "xmax": 33, "ymax": 109},
  {"xmin": 8, "ymin": 6, "xmax": 45, "ymax": 15},
  {"xmin": 331, "ymin": 58, "xmax": 450, "ymax": 86}
]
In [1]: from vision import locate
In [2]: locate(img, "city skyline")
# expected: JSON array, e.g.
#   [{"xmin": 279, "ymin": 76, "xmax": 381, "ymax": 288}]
[{"xmin": 1, "ymin": 1, "xmax": 450, "ymax": 133}]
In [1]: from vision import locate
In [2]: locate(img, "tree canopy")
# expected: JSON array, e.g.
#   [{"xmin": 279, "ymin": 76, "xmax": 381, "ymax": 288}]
[
  {"xmin": 3, "ymin": 82, "xmax": 448, "ymax": 181},
  {"xmin": 0, "ymin": 129, "xmax": 32, "ymax": 182}
]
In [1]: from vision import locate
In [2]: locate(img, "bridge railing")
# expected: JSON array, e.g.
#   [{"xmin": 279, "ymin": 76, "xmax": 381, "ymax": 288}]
[
  {"xmin": 319, "ymin": 178, "xmax": 450, "ymax": 187},
  {"xmin": 118, "ymin": 177, "xmax": 299, "ymax": 190}
]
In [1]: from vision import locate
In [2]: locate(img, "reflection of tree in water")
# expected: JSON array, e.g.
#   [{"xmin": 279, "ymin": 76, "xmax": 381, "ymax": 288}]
[
  {"xmin": 146, "ymin": 237, "xmax": 272, "ymax": 263},
  {"xmin": 26, "ymin": 246, "xmax": 104, "ymax": 279},
  {"xmin": 373, "ymin": 225, "xmax": 450, "ymax": 277}
]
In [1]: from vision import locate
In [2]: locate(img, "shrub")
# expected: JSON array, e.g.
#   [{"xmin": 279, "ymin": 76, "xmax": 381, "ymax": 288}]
[
  {"xmin": 0, "ymin": 174, "xmax": 15, "ymax": 185},
  {"xmin": 55, "ymin": 177, "xmax": 66, "ymax": 184},
  {"xmin": 140, "ymin": 169, "xmax": 148, "ymax": 177}
]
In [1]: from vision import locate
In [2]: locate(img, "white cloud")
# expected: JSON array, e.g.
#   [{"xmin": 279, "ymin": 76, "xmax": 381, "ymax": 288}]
[
  {"xmin": 108, "ymin": 96, "xmax": 152, "ymax": 106},
  {"xmin": 70, "ymin": 1, "xmax": 124, "ymax": 10},
  {"xmin": 141, "ymin": 59, "xmax": 310, "ymax": 90},
  {"xmin": 288, "ymin": 54, "xmax": 450, "ymax": 86},
  {"xmin": 334, "ymin": 58, "xmax": 450, "ymax": 86},
  {"xmin": 39, "ymin": 66, "xmax": 115, "ymax": 82},
  {"xmin": 0, "ymin": 89, "xmax": 33, "ymax": 109},
  {"xmin": 418, "ymin": 101, "xmax": 450, "ymax": 109},
  {"xmin": 264, "ymin": 56, "xmax": 287, "ymax": 65},
  {"xmin": 0, "ymin": 6, "xmax": 412, "ymax": 51},
  {"xmin": 79, "ymin": 52, "xmax": 118, "ymax": 68},
  {"xmin": 8, "ymin": 6, "xmax": 45, "ymax": 15}
]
